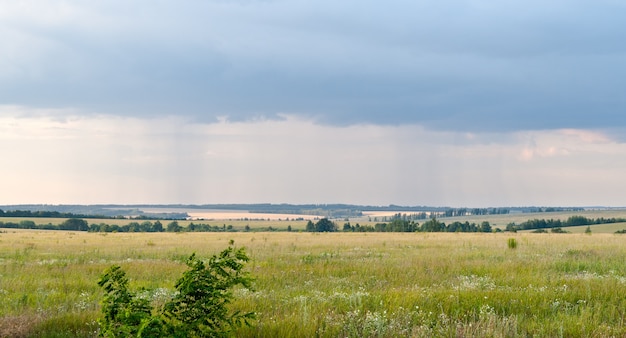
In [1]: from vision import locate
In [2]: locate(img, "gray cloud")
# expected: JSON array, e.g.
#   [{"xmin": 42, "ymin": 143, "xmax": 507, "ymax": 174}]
[
  {"xmin": 2, "ymin": 112, "xmax": 626, "ymax": 206},
  {"xmin": 2, "ymin": 0, "xmax": 626, "ymax": 131}
]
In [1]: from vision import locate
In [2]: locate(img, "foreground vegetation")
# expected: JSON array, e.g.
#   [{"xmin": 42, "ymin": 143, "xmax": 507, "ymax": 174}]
[
  {"xmin": 98, "ymin": 243, "xmax": 255, "ymax": 337},
  {"xmin": 0, "ymin": 230, "xmax": 625, "ymax": 337}
]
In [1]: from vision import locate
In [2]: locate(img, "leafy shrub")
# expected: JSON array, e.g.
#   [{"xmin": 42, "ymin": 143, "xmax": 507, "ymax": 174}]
[
  {"xmin": 98, "ymin": 266, "xmax": 152, "ymax": 337},
  {"xmin": 98, "ymin": 241, "xmax": 255, "ymax": 337}
]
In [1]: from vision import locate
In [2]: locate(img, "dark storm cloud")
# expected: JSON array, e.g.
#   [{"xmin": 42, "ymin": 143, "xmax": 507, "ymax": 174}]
[{"xmin": 2, "ymin": 0, "xmax": 626, "ymax": 131}]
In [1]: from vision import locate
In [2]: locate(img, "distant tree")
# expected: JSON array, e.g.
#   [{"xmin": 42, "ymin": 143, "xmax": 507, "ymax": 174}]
[
  {"xmin": 446, "ymin": 221, "xmax": 462, "ymax": 232},
  {"xmin": 480, "ymin": 221, "xmax": 492, "ymax": 233},
  {"xmin": 567, "ymin": 216, "xmax": 590, "ymax": 227},
  {"xmin": 388, "ymin": 219, "xmax": 416, "ymax": 232},
  {"xmin": 141, "ymin": 221, "xmax": 154, "ymax": 232},
  {"xmin": 421, "ymin": 218, "xmax": 444, "ymax": 232},
  {"xmin": 505, "ymin": 223, "xmax": 518, "ymax": 232},
  {"xmin": 374, "ymin": 223, "xmax": 387, "ymax": 232},
  {"xmin": 585, "ymin": 226, "xmax": 592, "ymax": 234},
  {"xmin": 315, "ymin": 218, "xmax": 337, "ymax": 232},
  {"xmin": 19, "ymin": 220, "xmax": 36, "ymax": 229},
  {"xmin": 551, "ymin": 227, "xmax": 568, "ymax": 233},
  {"xmin": 60, "ymin": 218, "xmax": 89, "ymax": 231},
  {"xmin": 166, "ymin": 221, "xmax": 182, "ymax": 232},
  {"xmin": 153, "ymin": 220, "xmax": 163, "ymax": 232},
  {"xmin": 305, "ymin": 220, "xmax": 315, "ymax": 232},
  {"xmin": 127, "ymin": 222, "xmax": 141, "ymax": 232}
]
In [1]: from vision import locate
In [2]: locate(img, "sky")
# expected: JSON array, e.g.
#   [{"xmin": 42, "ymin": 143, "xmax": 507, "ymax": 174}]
[{"xmin": 2, "ymin": 0, "xmax": 626, "ymax": 207}]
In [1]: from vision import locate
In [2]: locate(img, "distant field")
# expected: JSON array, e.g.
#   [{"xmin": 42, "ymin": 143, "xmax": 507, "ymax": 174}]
[
  {"xmin": 349, "ymin": 209, "xmax": 626, "ymax": 233},
  {"xmin": 0, "ymin": 231, "xmax": 625, "ymax": 337},
  {"xmin": 137, "ymin": 207, "xmax": 322, "ymax": 221},
  {"xmin": 518, "ymin": 222, "xmax": 626, "ymax": 234},
  {"xmin": 188, "ymin": 211, "xmax": 318, "ymax": 220},
  {"xmin": 416, "ymin": 209, "xmax": 626, "ymax": 230},
  {"xmin": 558, "ymin": 222, "xmax": 626, "ymax": 234}
]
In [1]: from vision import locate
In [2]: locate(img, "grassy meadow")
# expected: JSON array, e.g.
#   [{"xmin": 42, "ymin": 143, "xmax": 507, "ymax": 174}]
[{"xmin": 0, "ymin": 230, "xmax": 625, "ymax": 337}]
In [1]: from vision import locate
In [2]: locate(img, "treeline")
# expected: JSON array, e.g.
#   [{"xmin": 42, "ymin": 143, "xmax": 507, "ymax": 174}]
[
  {"xmin": 88, "ymin": 221, "xmax": 240, "ymax": 233},
  {"xmin": 370, "ymin": 213, "xmax": 429, "ymax": 222},
  {"xmin": 0, "ymin": 219, "xmax": 92, "ymax": 231},
  {"xmin": 505, "ymin": 216, "xmax": 626, "ymax": 232},
  {"xmin": 0, "ymin": 219, "xmax": 243, "ymax": 233},
  {"xmin": 0, "ymin": 209, "xmax": 108, "ymax": 219},
  {"xmin": 371, "ymin": 210, "xmax": 509, "ymax": 223},
  {"xmin": 4, "ymin": 215, "xmax": 624, "ymax": 234},
  {"xmin": 0, "ymin": 208, "xmax": 188, "ymax": 220},
  {"xmin": 438, "ymin": 208, "xmax": 510, "ymax": 217},
  {"xmin": 306, "ymin": 218, "xmax": 497, "ymax": 233},
  {"xmin": 523, "ymin": 207, "xmax": 585, "ymax": 213}
]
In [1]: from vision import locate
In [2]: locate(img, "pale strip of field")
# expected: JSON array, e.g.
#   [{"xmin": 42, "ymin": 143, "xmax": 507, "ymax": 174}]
[
  {"xmin": 559, "ymin": 222, "xmax": 626, "ymax": 233},
  {"xmin": 186, "ymin": 211, "xmax": 320, "ymax": 221},
  {"xmin": 137, "ymin": 207, "xmax": 322, "ymax": 220},
  {"xmin": 360, "ymin": 211, "xmax": 422, "ymax": 218}
]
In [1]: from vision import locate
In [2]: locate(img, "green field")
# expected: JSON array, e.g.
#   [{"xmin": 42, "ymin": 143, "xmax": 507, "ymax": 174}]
[
  {"xmin": 561, "ymin": 222, "xmax": 626, "ymax": 233},
  {"xmin": 1, "ymin": 230, "xmax": 625, "ymax": 337}
]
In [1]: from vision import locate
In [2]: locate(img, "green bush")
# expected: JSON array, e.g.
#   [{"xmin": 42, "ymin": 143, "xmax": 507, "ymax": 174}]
[
  {"xmin": 98, "ymin": 265, "xmax": 152, "ymax": 337},
  {"xmin": 97, "ymin": 241, "xmax": 255, "ymax": 337},
  {"xmin": 507, "ymin": 238, "xmax": 517, "ymax": 249},
  {"xmin": 550, "ymin": 227, "xmax": 569, "ymax": 233}
]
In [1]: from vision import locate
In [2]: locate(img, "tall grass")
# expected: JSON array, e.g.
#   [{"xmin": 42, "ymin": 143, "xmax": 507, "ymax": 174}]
[
  {"xmin": 507, "ymin": 237, "xmax": 518, "ymax": 249},
  {"xmin": 0, "ymin": 230, "xmax": 625, "ymax": 336}
]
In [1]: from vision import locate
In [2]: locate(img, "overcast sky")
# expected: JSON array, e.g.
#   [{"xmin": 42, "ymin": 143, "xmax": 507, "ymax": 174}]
[{"xmin": 2, "ymin": 0, "xmax": 626, "ymax": 207}]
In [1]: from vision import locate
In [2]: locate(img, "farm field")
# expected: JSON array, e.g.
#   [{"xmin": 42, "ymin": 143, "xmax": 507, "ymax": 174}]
[
  {"xmin": 0, "ymin": 230, "xmax": 625, "ymax": 337},
  {"xmin": 0, "ymin": 217, "xmax": 310, "ymax": 232},
  {"xmin": 552, "ymin": 222, "xmax": 626, "ymax": 234}
]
